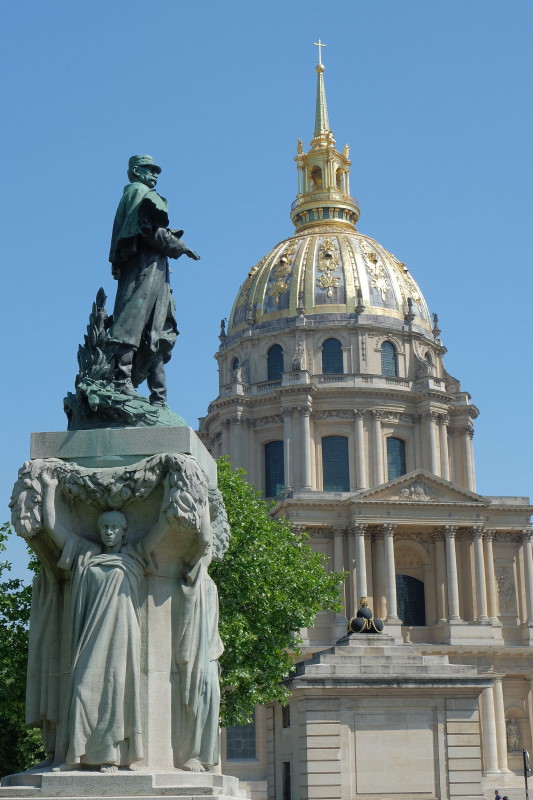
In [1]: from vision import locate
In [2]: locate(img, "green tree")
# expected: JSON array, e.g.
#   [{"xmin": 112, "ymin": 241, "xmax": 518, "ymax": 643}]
[
  {"xmin": 211, "ymin": 458, "xmax": 344, "ymax": 726},
  {"xmin": 0, "ymin": 523, "xmax": 43, "ymax": 777}
]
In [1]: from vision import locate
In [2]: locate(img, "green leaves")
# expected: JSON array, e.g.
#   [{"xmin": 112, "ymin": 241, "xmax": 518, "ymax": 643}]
[
  {"xmin": 210, "ymin": 459, "xmax": 344, "ymax": 726},
  {"xmin": 0, "ymin": 522, "xmax": 44, "ymax": 776}
]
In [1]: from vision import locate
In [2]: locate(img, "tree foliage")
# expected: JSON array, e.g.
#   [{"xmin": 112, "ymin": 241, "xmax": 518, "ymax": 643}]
[
  {"xmin": 0, "ymin": 523, "xmax": 43, "ymax": 777},
  {"xmin": 211, "ymin": 458, "xmax": 344, "ymax": 726}
]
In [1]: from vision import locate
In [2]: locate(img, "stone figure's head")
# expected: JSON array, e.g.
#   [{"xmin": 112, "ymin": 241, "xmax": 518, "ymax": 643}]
[
  {"xmin": 98, "ymin": 510, "xmax": 127, "ymax": 550},
  {"xmin": 127, "ymin": 154, "xmax": 161, "ymax": 189}
]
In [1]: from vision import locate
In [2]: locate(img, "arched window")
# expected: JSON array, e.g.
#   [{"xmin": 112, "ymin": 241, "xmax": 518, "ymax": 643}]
[
  {"xmin": 264, "ymin": 441, "xmax": 284, "ymax": 498},
  {"xmin": 267, "ymin": 344, "xmax": 284, "ymax": 381},
  {"xmin": 232, "ymin": 357, "xmax": 240, "ymax": 372},
  {"xmin": 310, "ymin": 166, "xmax": 323, "ymax": 190},
  {"xmin": 322, "ymin": 338, "xmax": 343, "ymax": 374},
  {"xmin": 395, "ymin": 574, "xmax": 426, "ymax": 626},
  {"xmin": 226, "ymin": 708, "xmax": 256, "ymax": 760},
  {"xmin": 322, "ymin": 436, "xmax": 350, "ymax": 492},
  {"xmin": 387, "ymin": 437, "xmax": 406, "ymax": 480},
  {"xmin": 336, "ymin": 167, "xmax": 343, "ymax": 191},
  {"xmin": 381, "ymin": 341, "xmax": 398, "ymax": 376}
]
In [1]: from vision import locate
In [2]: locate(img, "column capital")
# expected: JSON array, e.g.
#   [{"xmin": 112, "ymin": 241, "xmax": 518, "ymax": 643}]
[
  {"xmin": 299, "ymin": 405, "xmax": 312, "ymax": 417},
  {"xmin": 467, "ymin": 525, "xmax": 485, "ymax": 541},
  {"xmin": 443, "ymin": 525, "xmax": 458, "ymax": 539},
  {"xmin": 281, "ymin": 406, "xmax": 294, "ymax": 417},
  {"xmin": 332, "ymin": 526, "xmax": 346, "ymax": 537},
  {"xmin": 381, "ymin": 523, "xmax": 396, "ymax": 537},
  {"xmin": 431, "ymin": 528, "xmax": 445, "ymax": 543},
  {"xmin": 354, "ymin": 409, "xmax": 365, "ymax": 421},
  {"xmin": 352, "ymin": 523, "xmax": 369, "ymax": 536},
  {"xmin": 438, "ymin": 413, "xmax": 450, "ymax": 426},
  {"xmin": 459, "ymin": 422, "xmax": 475, "ymax": 438},
  {"xmin": 522, "ymin": 529, "xmax": 533, "ymax": 544},
  {"xmin": 370, "ymin": 409, "xmax": 383, "ymax": 421},
  {"xmin": 423, "ymin": 410, "xmax": 439, "ymax": 422}
]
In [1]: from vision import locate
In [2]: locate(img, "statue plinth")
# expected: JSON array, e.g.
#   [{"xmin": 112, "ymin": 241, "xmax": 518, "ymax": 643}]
[{"xmin": 4, "ymin": 426, "xmax": 244, "ymax": 799}]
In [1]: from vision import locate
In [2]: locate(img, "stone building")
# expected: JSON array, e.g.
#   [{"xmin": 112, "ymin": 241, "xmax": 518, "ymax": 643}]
[{"xmin": 199, "ymin": 50, "xmax": 533, "ymax": 800}]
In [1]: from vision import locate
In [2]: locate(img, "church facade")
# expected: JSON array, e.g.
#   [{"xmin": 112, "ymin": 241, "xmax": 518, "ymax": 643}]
[{"xmin": 199, "ymin": 51, "xmax": 533, "ymax": 800}]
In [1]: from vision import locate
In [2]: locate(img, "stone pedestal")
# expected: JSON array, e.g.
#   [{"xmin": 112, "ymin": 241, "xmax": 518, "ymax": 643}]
[
  {"xmin": 4, "ymin": 427, "xmax": 245, "ymax": 800},
  {"xmin": 0, "ymin": 769, "xmax": 243, "ymax": 799},
  {"xmin": 269, "ymin": 634, "xmax": 488, "ymax": 800}
]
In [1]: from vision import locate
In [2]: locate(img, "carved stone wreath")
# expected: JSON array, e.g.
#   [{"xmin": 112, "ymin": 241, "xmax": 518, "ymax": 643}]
[{"xmin": 10, "ymin": 454, "xmax": 230, "ymax": 561}]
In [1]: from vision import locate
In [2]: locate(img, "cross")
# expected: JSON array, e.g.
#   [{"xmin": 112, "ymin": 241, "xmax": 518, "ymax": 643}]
[{"xmin": 314, "ymin": 38, "xmax": 327, "ymax": 65}]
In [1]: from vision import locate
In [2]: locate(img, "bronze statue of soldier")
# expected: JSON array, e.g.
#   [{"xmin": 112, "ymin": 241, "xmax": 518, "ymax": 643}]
[{"xmin": 108, "ymin": 155, "xmax": 200, "ymax": 406}]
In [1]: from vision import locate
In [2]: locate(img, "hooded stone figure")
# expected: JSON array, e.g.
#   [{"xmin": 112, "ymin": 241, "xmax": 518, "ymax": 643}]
[{"xmin": 108, "ymin": 155, "xmax": 200, "ymax": 405}]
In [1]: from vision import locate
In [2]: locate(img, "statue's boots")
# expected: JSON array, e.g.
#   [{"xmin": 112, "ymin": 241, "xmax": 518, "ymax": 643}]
[
  {"xmin": 148, "ymin": 354, "xmax": 167, "ymax": 406},
  {"xmin": 114, "ymin": 350, "xmax": 138, "ymax": 396}
]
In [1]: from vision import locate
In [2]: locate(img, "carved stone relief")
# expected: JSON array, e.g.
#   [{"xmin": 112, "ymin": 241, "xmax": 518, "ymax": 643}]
[
  {"xmin": 496, "ymin": 565, "xmax": 518, "ymax": 614},
  {"xmin": 390, "ymin": 480, "xmax": 440, "ymax": 502}
]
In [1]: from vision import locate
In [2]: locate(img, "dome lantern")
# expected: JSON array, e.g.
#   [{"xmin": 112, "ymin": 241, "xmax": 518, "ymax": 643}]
[{"xmin": 291, "ymin": 40, "xmax": 360, "ymax": 233}]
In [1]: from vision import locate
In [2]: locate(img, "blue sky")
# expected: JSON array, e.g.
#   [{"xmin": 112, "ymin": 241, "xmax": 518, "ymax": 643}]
[{"xmin": 1, "ymin": 0, "xmax": 532, "ymax": 579}]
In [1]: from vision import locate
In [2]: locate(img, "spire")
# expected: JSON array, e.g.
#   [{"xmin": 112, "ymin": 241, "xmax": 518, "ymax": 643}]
[
  {"xmin": 314, "ymin": 38, "xmax": 330, "ymax": 137},
  {"xmin": 290, "ymin": 42, "xmax": 360, "ymax": 233}
]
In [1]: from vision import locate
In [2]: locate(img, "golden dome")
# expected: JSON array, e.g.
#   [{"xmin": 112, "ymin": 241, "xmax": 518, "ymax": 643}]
[{"xmin": 228, "ymin": 227, "xmax": 431, "ymax": 336}]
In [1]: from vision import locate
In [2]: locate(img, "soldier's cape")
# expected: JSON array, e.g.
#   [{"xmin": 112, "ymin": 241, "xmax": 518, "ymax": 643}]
[{"xmin": 109, "ymin": 182, "xmax": 171, "ymax": 266}]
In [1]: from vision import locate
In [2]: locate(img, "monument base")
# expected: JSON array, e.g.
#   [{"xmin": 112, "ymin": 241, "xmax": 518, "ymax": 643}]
[{"xmin": 0, "ymin": 768, "xmax": 246, "ymax": 799}]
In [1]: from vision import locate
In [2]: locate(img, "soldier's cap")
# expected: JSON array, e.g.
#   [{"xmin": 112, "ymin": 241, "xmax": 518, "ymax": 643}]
[{"xmin": 128, "ymin": 154, "xmax": 161, "ymax": 174}]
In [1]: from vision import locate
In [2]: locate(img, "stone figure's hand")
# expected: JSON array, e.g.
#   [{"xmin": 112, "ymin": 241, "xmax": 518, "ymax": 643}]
[
  {"xmin": 40, "ymin": 469, "xmax": 58, "ymax": 489},
  {"xmin": 185, "ymin": 249, "xmax": 201, "ymax": 261}
]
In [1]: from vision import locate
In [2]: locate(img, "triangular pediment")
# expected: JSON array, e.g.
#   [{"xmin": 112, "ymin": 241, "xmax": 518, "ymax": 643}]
[{"xmin": 352, "ymin": 470, "xmax": 489, "ymax": 505}]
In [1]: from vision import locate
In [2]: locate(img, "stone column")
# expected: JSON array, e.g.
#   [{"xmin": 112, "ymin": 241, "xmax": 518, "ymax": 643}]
[
  {"xmin": 470, "ymin": 526, "xmax": 489, "ymax": 622},
  {"xmin": 444, "ymin": 526, "xmax": 461, "ymax": 621},
  {"xmin": 493, "ymin": 676, "xmax": 510, "ymax": 772},
  {"xmin": 300, "ymin": 406, "xmax": 312, "ymax": 489},
  {"xmin": 463, "ymin": 423, "xmax": 476, "ymax": 491},
  {"xmin": 231, "ymin": 413, "xmax": 245, "ymax": 470},
  {"xmin": 371, "ymin": 410, "xmax": 384, "ymax": 486},
  {"xmin": 480, "ymin": 684, "xmax": 501, "ymax": 775},
  {"xmin": 333, "ymin": 528, "xmax": 347, "ymax": 637},
  {"xmin": 485, "ymin": 531, "xmax": 499, "ymax": 623},
  {"xmin": 354, "ymin": 410, "xmax": 368, "ymax": 489},
  {"xmin": 354, "ymin": 523, "xmax": 368, "ymax": 601},
  {"xmin": 413, "ymin": 414, "xmax": 423, "ymax": 470},
  {"xmin": 221, "ymin": 418, "xmax": 231, "ymax": 458},
  {"xmin": 346, "ymin": 530, "xmax": 357, "ymax": 619},
  {"xmin": 373, "ymin": 531, "xmax": 387, "ymax": 620},
  {"xmin": 433, "ymin": 531, "xmax": 447, "ymax": 622},
  {"xmin": 425, "ymin": 411, "xmax": 439, "ymax": 475},
  {"xmin": 438, "ymin": 414, "xmax": 450, "ymax": 481},
  {"xmin": 282, "ymin": 407, "xmax": 293, "ymax": 491},
  {"xmin": 382, "ymin": 523, "xmax": 399, "ymax": 621},
  {"xmin": 522, "ymin": 530, "xmax": 533, "ymax": 624}
]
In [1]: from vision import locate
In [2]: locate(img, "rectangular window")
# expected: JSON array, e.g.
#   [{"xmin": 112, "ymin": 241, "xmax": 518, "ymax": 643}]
[
  {"xmin": 283, "ymin": 761, "xmax": 291, "ymax": 800},
  {"xmin": 226, "ymin": 709, "xmax": 256, "ymax": 760},
  {"xmin": 322, "ymin": 436, "xmax": 350, "ymax": 491},
  {"xmin": 265, "ymin": 440, "xmax": 285, "ymax": 498},
  {"xmin": 282, "ymin": 704, "xmax": 290, "ymax": 728},
  {"xmin": 387, "ymin": 437, "xmax": 406, "ymax": 480}
]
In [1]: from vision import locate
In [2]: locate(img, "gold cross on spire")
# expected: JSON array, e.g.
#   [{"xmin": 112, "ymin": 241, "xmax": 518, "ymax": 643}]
[{"xmin": 314, "ymin": 38, "xmax": 327, "ymax": 65}]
